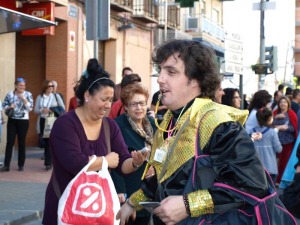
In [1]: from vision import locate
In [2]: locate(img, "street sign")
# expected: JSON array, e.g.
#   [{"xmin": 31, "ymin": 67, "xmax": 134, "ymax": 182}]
[
  {"xmin": 224, "ymin": 32, "xmax": 243, "ymax": 74},
  {"xmin": 225, "ymin": 62, "xmax": 243, "ymax": 74},
  {"xmin": 225, "ymin": 51, "xmax": 243, "ymax": 64},
  {"xmin": 253, "ymin": 1, "xmax": 276, "ymax": 11},
  {"xmin": 225, "ymin": 39, "xmax": 243, "ymax": 53},
  {"xmin": 86, "ymin": 0, "xmax": 110, "ymax": 40}
]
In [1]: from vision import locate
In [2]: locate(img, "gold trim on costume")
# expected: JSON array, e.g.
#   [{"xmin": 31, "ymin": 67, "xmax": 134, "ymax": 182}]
[
  {"xmin": 129, "ymin": 189, "xmax": 149, "ymax": 210},
  {"xmin": 131, "ymin": 98, "xmax": 249, "ymax": 213},
  {"xmin": 149, "ymin": 98, "xmax": 249, "ymax": 183},
  {"xmin": 188, "ymin": 190, "xmax": 214, "ymax": 217}
]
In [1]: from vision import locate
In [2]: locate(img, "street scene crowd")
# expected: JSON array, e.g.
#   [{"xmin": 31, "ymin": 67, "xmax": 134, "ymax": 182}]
[{"xmin": 1, "ymin": 39, "xmax": 300, "ymax": 225}]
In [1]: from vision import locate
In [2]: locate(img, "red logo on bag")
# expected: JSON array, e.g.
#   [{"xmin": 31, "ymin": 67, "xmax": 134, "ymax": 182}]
[
  {"xmin": 73, "ymin": 183, "xmax": 105, "ymax": 216},
  {"xmin": 62, "ymin": 173, "xmax": 114, "ymax": 225}
]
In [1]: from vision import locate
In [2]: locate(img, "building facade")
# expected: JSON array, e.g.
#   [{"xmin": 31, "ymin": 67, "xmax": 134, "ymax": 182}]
[{"xmin": 0, "ymin": 0, "xmax": 226, "ymax": 151}]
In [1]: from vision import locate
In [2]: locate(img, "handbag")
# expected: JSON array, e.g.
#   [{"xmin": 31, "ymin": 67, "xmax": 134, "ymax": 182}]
[
  {"xmin": 57, "ymin": 156, "xmax": 120, "ymax": 225},
  {"xmin": 280, "ymin": 173, "xmax": 300, "ymax": 218},
  {"xmin": 43, "ymin": 113, "xmax": 57, "ymax": 138},
  {"xmin": 5, "ymin": 108, "xmax": 14, "ymax": 117},
  {"xmin": 50, "ymin": 106, "xmax": 65, "ymax": 117},
  {"xmin": 50, "ymin": 94, "xmax": 65, "ymax": 117}
]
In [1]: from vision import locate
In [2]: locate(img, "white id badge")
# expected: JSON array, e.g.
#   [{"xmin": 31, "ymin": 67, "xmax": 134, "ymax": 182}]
[{"xmin": 154, "ymin": 148, "xmax": 166, "ymax": 163}]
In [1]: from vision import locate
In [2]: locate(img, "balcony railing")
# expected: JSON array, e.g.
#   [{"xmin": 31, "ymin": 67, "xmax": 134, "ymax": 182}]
[
  {"xmin": 132, "ymin": 0, "xmax": 158, "ymax": 22},
  {"xmin": 157, "ymin": 4, "xmax": 180, "ymax": 29},
  {"xmin": 184, "ymin": 14, "xmax": 225, "ymax": 41},
  {"xmin": 111, "ymin": 0, "xmax": 133, "ymax": 12}
]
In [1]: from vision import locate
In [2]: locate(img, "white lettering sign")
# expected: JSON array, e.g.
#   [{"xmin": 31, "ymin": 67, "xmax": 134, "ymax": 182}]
[{"xmin": 225, "ymin": 62, "xmax": 243, "ymax": 74}]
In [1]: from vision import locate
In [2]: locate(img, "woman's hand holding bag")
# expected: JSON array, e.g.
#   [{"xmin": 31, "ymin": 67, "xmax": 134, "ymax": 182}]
[{"xmin": 58, "ymin": 156, "xmax": 120, "ymax": 225}]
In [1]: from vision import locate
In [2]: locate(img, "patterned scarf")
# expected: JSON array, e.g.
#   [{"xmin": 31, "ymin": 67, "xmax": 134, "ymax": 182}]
[{"xmin": 127, "ymin": 114, "xmax": 153, "ymax": 147}]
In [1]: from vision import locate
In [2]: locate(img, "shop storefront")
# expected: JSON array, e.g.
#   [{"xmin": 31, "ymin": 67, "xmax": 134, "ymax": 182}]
[{"xmin": 0, "ymin": 0, "xmax": 154, "ymax": 149}]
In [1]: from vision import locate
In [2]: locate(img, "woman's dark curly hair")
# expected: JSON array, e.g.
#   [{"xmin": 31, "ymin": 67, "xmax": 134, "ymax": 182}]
[
  {"xmin": 76, "ymin": 58, "xmax": 115, "ymax": 106},
  {"xmin": 152, "ymin": 39, "xmax": 221, "ymax": 100},
  {"xmin": 248, "ymin": 90, "xmax": 272, "ymax": 113}
]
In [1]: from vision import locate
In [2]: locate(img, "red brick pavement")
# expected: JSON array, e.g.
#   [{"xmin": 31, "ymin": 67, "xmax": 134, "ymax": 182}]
[{"xmin": 0, "ymin": 148, "xmax": 51, "ymax": 184}]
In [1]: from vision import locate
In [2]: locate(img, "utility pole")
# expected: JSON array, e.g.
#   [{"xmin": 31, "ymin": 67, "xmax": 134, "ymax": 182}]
[
  {"xmin": 93, "ymin": 0, "xmax": 98, "ymax": 60},
  {"xmin": 258, "ymin": 0, "xmax": 266, "ymax": 90},
  {"xmin": 254, "ymin": 0, "xmax": 275, "ymax": 90}
]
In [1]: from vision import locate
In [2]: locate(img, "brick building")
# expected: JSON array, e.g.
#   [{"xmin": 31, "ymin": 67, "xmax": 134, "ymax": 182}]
[{"xmin": 0, "ymin": 0, "xmax": 226, "ymax": 152}]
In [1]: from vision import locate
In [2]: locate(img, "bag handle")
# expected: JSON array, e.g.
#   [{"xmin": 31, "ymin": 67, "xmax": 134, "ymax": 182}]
[
  {"xmin": 102, "ymin": 117, "xmax": 111, "ymax": 154},
  {"xmin": 54, "ymin": 93, "xmax": 61, "ymax": 107}
]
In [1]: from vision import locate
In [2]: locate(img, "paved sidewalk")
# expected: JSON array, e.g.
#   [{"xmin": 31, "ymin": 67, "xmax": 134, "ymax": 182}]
[
  {"xmin": 0, "ymin": 147, "xmax": 51, "ymax": 225},
  {"xmin": 1, "ymin": 147, "xmax": 300, "ymax": 225}
]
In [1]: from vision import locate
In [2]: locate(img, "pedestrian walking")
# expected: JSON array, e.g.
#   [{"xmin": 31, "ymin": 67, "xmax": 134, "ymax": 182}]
[
  {"xmin": 34, "ymin": 80, "xmax": 65, "ymax": 170},
  {"xmin": 1, "ymin": 77, "xmax": 33, "ymax": 172}
]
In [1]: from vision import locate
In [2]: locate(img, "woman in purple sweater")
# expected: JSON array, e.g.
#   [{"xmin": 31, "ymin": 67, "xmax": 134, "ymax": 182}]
[{"xmin": 42, "ymin": 59, "xmax": 146, "ymax": 225}]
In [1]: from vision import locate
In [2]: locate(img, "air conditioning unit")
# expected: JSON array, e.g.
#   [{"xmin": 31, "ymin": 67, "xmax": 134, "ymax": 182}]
[{"xmin": 186, "ymin": 17, "xmax": 199, "ymax": 31}]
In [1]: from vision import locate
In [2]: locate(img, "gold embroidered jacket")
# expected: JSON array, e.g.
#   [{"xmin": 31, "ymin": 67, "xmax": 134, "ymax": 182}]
[{"xmin": 130, "ymin": 98, "xmax": 268, "ymax": 220}]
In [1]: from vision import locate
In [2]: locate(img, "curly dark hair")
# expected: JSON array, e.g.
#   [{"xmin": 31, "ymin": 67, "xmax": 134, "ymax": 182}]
[
  {"xmin": 248, "ymin": 90, "xmax": 272, "ymax": 112},
  {"xmin": 75, "ymin": 58, "xmax": 115, "ymax": 106},
  {"xmin": 152, "ymin": 39, "xmax": 221, "ymax": 100}
]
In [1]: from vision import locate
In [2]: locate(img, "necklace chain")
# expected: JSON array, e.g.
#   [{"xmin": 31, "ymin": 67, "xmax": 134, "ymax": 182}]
[{"xmin": 154, "ymin": 93, "xmax": 187, "ymax": 133}]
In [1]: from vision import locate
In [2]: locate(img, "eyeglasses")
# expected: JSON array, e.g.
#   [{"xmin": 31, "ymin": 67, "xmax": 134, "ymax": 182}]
[
  {"xmin": 233, "ymin": 96, "xmax": 241, "ymax": 99},
  {"xmin": 48, "ymin": 85, "xmax": 54, "ymax": 87},
  {"xmin": 129, "ymin": 101, "xmax": 147, "ymax": 108}
]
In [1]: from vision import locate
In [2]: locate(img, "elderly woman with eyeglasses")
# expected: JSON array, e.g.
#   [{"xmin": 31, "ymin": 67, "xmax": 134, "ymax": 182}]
[
  {"xmin": 111, "ymin": 83, "xmax": 156, "ymax": 225},
  {"xmin": 1, "ymin": 78, "xmax": 33, "ymax": 172},
  {"xmin": 34, "ymin": 80, "xmax": 65, "ymax": 171}
]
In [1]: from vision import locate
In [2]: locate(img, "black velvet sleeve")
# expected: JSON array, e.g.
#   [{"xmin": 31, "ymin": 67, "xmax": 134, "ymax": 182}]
[
  {"xmin": 205, "ymin": 122, "xmax": 269, "ymax": 206},
  {"xmin": 139, "ymin": 121, "xmax": 269, "ymax": 207}
]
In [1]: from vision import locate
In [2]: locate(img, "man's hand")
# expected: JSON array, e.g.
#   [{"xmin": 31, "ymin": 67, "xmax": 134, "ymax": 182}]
[
  {"xmin": 153, "ymin": 196, "xmax": 188, "ymax": 225},
  {"xmin": 117, "ymin": 200, "xmax": 136, "ymax": 225},
  {"xmin": 118, "ymin": 193, "xmax": 126, "ymax": 204}
]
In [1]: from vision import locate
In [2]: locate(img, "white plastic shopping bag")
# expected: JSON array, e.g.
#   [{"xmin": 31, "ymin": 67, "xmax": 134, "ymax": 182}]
[
  {"xmin": 58, "ymin": 156, "xmax": 120, "ymax": 225},
  {"xmin": 43, "ymin": 113, "xmax": 56, "ymax": 138}
]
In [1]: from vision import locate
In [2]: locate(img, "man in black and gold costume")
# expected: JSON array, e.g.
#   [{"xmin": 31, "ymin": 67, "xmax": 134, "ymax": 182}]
[{"xmin": 118, "ymin": 40, "xmax": 269, "ymax": 225}]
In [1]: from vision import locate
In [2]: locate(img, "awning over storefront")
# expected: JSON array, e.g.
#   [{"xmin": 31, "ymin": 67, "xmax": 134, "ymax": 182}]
[{"xmin": 0, "ymin": 6, "xmax": 56, "ymax": 34}]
